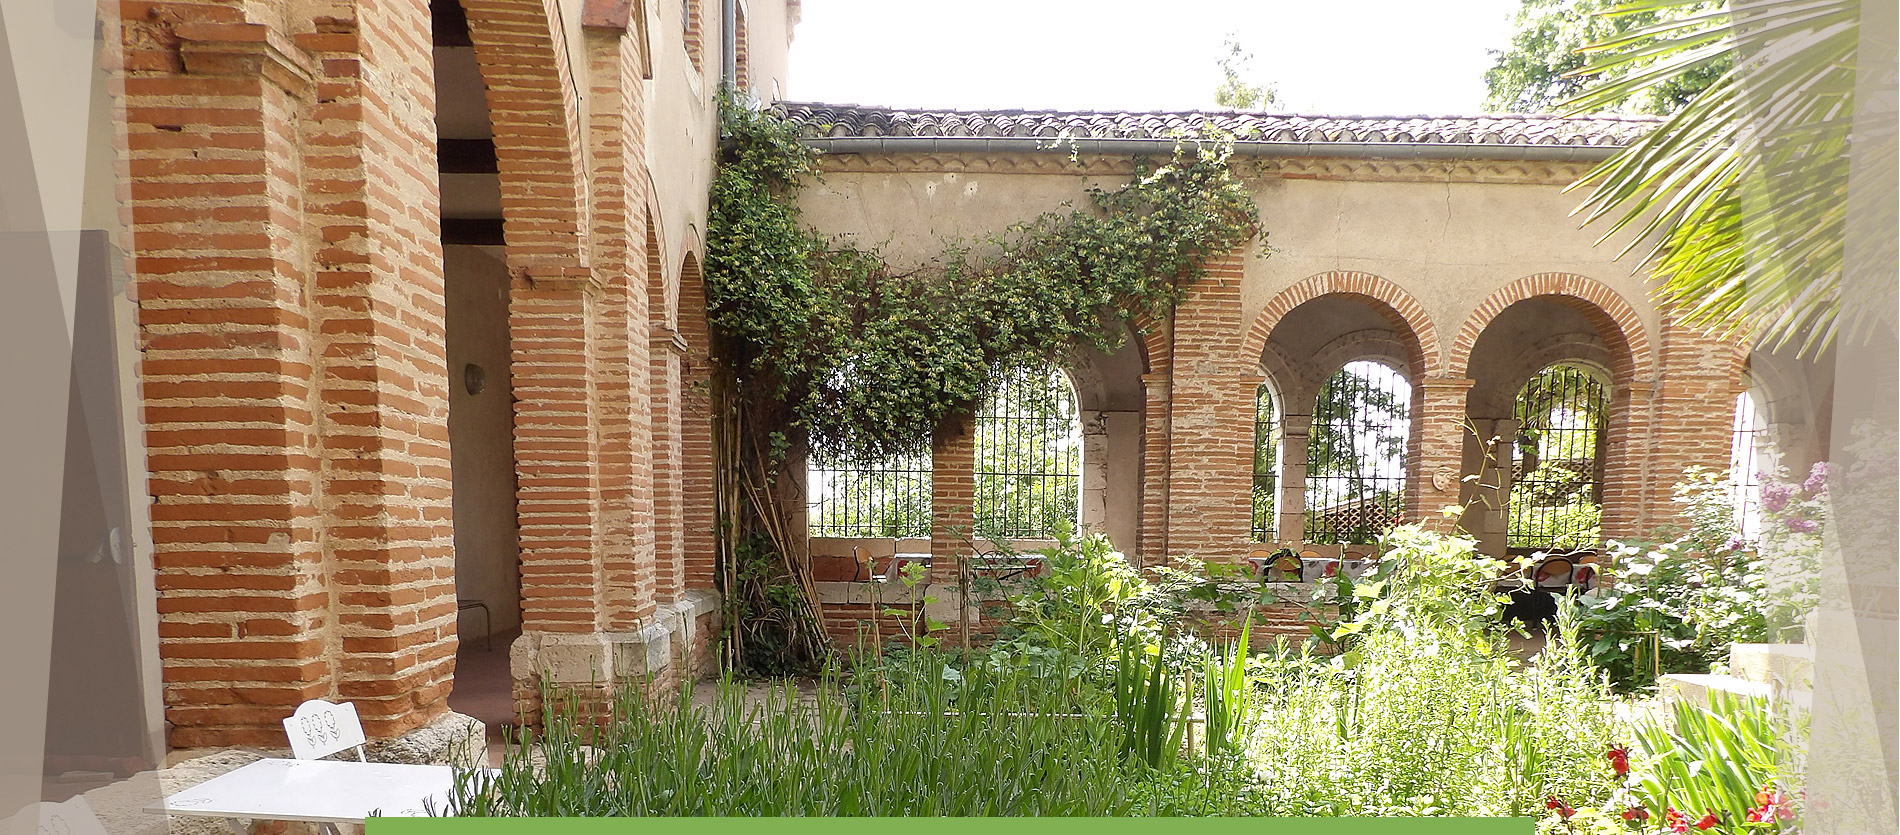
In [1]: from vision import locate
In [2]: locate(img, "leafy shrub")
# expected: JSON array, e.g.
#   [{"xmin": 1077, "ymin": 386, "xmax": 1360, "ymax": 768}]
[
  {"xmin": 1241, "ymin": 525, "xmax": 1624, "ymax": 817},
  {"xmin": 1572, "ymin": 467, "xmax": 1823, "ymax": 691}
]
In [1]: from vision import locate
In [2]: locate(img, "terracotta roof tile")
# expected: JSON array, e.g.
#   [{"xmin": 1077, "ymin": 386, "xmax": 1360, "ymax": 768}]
[{"xmin": 773, "ymin": 102, "xmax": 1658, "ymax": 149}]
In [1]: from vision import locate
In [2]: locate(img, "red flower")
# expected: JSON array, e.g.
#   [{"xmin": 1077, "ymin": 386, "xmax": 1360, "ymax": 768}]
[
  {"xmin": 1545, "ymin": 796, "xmax": 1575, "ymax": 819},
  {"xmin": 1623, "ymin": 805, "xmax": 1650, "ymax": 822},
  {"xmin": 1695, "ymin": 810, "xmax": 1720, "ymax": 830},
  {"xmin": 1665, "ymin": 808, "xmax": 1690, "ymax": 834},
  {"xmin": 1606, "ymin": 745, "xmax": 1632, "ymax": 776}
]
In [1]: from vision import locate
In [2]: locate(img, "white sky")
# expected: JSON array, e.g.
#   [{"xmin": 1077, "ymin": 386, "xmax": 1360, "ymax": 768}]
[{"xmin": 787, "ymin": 0, "xmax": 1524, "ymax": 115}]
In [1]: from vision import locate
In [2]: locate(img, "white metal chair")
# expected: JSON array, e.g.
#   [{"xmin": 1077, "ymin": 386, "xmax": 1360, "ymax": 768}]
[{"xmin": 283, "ymin": 699, "xmax": 368, "ymax": 763}]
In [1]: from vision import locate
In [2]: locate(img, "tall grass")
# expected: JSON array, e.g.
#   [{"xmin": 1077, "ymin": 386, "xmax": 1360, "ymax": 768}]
[{"xmin": 447, "ymin": 657, "xmax": 1250, "ymax": 816}]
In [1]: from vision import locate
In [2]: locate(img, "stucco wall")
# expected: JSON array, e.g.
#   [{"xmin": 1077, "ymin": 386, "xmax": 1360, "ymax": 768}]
[
  {"xmin": 446, "ymin": 245, "xmax": 522, "ymax": 636},
  {"xmin": 797, "ymin": 161, "xmax": 1660, "ymax": 370}
]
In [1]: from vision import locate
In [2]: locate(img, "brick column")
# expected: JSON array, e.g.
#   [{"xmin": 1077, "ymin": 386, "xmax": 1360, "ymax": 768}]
[
  {"xmin": 1408, "ymin": 376, "xmax": 1474, "ymax": 530},
  {"xmin": 510, "ymin": 268, "xmax": 605, "ymax": 634},
  {"xmin": 1599, "ymin": 381, "xmax": 1654, "ymax": 542},
  {"xmin": 1137, "ymin": 372, "xmax": 1171, "ymax": 566},
  {"xmin": 1160, "ymin": 254, "xmax": 1253, "ymax": 563},
  {"xmin": 126, "ymin": 9, "xmax": 333, "ymax": 747},
  {"xmin": 1637, "ymin": 317, "xmax": 1748, "ymax": 533},
  {"xmin": 585, "ymin": 29, "xmax": 655, "ymax": 631},
  {"xmin": 677, "ymin": 261, "xmax": 718, "ymax": 590},
  {"xmin": 930, "ymin": 417, "xmax": 976, "ymax": 584},
  {"xmin": 303, "ymin": 2, "xmax": 458, "ymax": 738}
]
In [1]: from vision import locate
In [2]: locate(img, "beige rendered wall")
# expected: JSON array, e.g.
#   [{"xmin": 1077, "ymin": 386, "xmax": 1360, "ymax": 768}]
[
  {"xmin": 798, "ymin": 161, "xmax": 1661, "ymax": 364},
  {"xmin": 446, "ymin": 246, "xmax": 522, "ymax": 635}
]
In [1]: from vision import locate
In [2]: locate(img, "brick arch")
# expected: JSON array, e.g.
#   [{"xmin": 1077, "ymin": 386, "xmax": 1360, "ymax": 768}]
[
  {"xmin": 1450, "ymin": 273, "xmax": 1655, "ymax": 382},
  {"xmin": 462, "ymin": 0, "xmax": 589, "ymax": 269},
  {"xmin": 1242, "ymin": 271, "xmax": 1443, "ymax": 379}
]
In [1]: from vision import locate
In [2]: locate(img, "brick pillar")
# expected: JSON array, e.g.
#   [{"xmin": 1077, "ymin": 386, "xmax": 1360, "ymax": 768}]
[
  {"xmin": 676, "ymin": 259, "xmax": 718, "ymax": 590},
  {"xmin": 1137, "ymin": 371, "xmax": 1171, "ymax": 566},
  {"xmin": 126, "ymin": 8, "xmax": 335, "ymax": 747},
  {"xmin": 931, "ymin": 416, "xmax": 976, "ymax": 584},
  {"xmin": 1408, "ymin": 376, "xmax": 1474, "ymax": 531},
  {"xmin": 1630, "ymin": 315, "xmax": 1747, "ymax": 536},
  {"xmin": 650, "ymin": 324, "xmax": 687, "ymax": 603},
  {"xmin": 585, "ymin": 29, "xmax": 655, "ymax": 631},
  {"xmin": 1160, "ymin": 254, "xmax": 1253, "ymax": 563},
  {"xmin": 302, "ymin": 1, "xmax": 458, "ymax": 738},
  {"xmin": 511, "ymin": 269, "xmax": 605, "ymax": 634},
  {"xmin": 1599, "ymin": 382, "xmax": 1654, "ymax": 542}
]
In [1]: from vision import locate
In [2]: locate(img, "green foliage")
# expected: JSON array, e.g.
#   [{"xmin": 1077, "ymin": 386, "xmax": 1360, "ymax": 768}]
[
  {"xmin": 1214, "ymin": 36, "xmax": 1279, "ymax": 110},
  {"xmin": 1113, "ymin": 640, "xmax": 1190, "ymax": 771},
  {"xmin": 1626, "ymin": 692, "xmax": 1800, "ymax": 830},
  {"xmin": 1565, "ymin": 0, "xmax": 1864, "ymax": 356},
  {"xmin": 705, "ymin": 94, "xmax": 1262, "ymax": 466},
  {"xmin": 450, "ymin": 662, "xmax": 1247, "ymax": 816},
  {"xmin": 1568, "ymin": 466, "xmax": 1827, "ymax": 691},
  {"xmin": 1483, "ymin": 0, "xmax": 1726, "ymax": 115},
  {"xmin": 1245, "ymin": 527, "xmax": 1624, "ymax": 817}
]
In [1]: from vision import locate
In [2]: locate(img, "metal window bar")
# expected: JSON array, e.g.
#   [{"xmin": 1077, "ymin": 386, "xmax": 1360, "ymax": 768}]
[
  {"xmin": 974, "ymin": 363, "xmax": 1081, "ymax": 540},
  {"xmin": 1728, "ymin": 390, "xmax": 1773, "ymax": 542},
  {"xmin": 1506, "ymin": 365, "xmax": 1608, "ymax": 551},
  {"xmin": 1252, "ymin": 384, "xmax": 1279, "ymax": 541},
  {"xmin": 1303, "ymin": 362, "xmax": 1410, "ymax": 544},
  {"xmin": 807, "ymin": 449, "xmax": 933, "ymax": 539}
]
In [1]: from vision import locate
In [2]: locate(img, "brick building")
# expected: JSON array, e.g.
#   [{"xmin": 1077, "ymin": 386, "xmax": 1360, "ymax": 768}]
[{"xmin": 95, "ymin": 0, "xmax": 1804, "ymax": 763}]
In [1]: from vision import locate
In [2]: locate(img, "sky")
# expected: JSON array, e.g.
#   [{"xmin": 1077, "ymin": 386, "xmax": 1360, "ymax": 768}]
[{"xmin": 786, "ymin": 0, "xmax": 1525, "ymax": 116}]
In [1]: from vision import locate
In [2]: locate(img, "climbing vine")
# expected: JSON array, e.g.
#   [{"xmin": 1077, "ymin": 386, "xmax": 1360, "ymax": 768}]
[{"xmin": 702, "ymin": 93, "xmax": 1264, "ymax": 671}]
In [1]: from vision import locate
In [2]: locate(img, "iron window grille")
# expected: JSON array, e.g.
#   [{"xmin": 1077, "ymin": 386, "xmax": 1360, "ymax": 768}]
[
  {"xmin": 1304, "ymin": 361, "xmax": 1410, "ymax": 544},
  {"xmin": 974, "ymin": 363, "xmax": 1081, "ymax": 540},
  {"xmin": 1252, "ymin": 383, "xmax": 1280, "ymax": 541},
  {"xmin": 806, "ymin": 448, "xmax": 933, "ymax": 539},
  {"xmin": 1507, "ymin": 364, "xmax": 1608, "ymax": 552}
]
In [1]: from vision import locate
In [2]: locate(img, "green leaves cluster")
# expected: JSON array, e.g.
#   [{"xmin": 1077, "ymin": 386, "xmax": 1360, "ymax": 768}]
[{"xmin": 704, "ymin": 96, "xmax": 1262, "ymax": 465}]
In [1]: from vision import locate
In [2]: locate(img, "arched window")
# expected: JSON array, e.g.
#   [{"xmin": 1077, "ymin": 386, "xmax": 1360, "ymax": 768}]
[
  {"xmin": 1729, "ymin": 388, "xmax": 1776, "ymax": 541},
  {"xmin": 1305, "ymin": 361, "xmax": 1411, "ymax": 544},
  {"xmin": 1507, "ymin": 364, "xmax": 1608, "ymax": 551},
  {"xmin": 1252, "ymin": 383, "xmax": 1280, "ymax": 541},
  {"xmin": 807, "ymin": 448, "xmax": 932, "ymax": 539},
  {"xmin": 975, "ymin": 363, "xmax": 1081, "ymax": 540}
]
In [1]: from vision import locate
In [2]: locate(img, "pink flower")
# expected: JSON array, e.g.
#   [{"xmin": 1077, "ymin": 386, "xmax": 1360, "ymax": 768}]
[{"xmin": 1803, "ymin": 462, "xmax": 1830, "ymax": 495}]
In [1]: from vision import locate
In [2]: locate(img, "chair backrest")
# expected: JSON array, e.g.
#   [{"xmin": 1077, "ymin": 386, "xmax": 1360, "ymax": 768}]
[
  {"xmin": 284, "ymin": 699, "xmax": 368, "ymax": 762},
  {"xmin": 1534, "ymin": 557, "xmax": 1575, "ymax": 588}
]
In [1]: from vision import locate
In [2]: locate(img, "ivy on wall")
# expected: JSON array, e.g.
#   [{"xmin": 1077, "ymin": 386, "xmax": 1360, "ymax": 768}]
[{"xmin": 701, "ymin": 94, "xmax": 1265, "ymax": 670}]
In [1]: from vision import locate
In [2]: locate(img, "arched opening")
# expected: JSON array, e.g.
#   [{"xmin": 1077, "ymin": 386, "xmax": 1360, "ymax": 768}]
[
  {"xmin": 974, "ymin": 363, "xmax": 1083, "ymax": 541},
  {"xmin": 1460, "ymin": 292, "xmax": 1635, "ymax": 558},
  {"xmin": 1251, "ymin": 381, "xmax": 1281, "ymax": 542},
  {"xmin": 1253, "ymin": 283, "xmax": 1434, "ymax": 551},
  {"xmin": 436, "ymin": 0, "xmax": 522, "ymax": 739},
  {"xmin": 1506, "ymin": 364, "xmax": 1609, "ymax": 553},
  {"xmin": 1304, "ymin": 361, "xmax": 1412, "ymax": 545}
]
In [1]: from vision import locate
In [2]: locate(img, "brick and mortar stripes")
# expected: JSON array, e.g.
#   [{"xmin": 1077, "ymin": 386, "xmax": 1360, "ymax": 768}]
[
  {"xmin": 122, "ymin": 0, "xmax": 712, "ymax": 745},
  {"xmin": 124, "ymin": 0, "xmax": 456, "ymax": 745}
]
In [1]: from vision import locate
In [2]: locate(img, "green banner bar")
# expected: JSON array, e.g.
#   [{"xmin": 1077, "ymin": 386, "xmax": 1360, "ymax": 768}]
[{"xmin": 371, "ymin": 817, "xmax": 1532, "ymax": 835}]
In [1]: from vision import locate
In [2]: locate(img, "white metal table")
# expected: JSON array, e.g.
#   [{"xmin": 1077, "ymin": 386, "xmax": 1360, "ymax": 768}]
[{"xmin": 148, "ymin": 758, "xmax": 482, "ymax": 828}]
